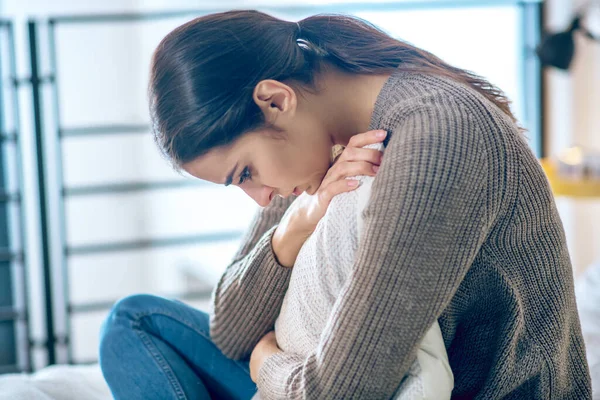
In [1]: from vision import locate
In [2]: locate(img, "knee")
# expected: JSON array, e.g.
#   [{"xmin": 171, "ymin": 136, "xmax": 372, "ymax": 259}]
[
  {"xmin": 116, "ymin": 292, "xmax": 170, "ymax": 315},
  {"xmin": 99, "ymin": 294, "xmax": 168, "ymax": 361},
  {"xmin": 102, "ymin": 293, "xmax": 164, "ymax": 328}
]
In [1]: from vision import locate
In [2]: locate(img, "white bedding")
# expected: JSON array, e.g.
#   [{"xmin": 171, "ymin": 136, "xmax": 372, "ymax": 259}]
[
  {"xmin": 0, "ymin": 262, "xmax": 598, "ymax": 400},
  {"xmin": 0, "ymin": 364, "xmax": 110, "ymax": 400},
  {"xmin": 576, "ymin": 261, "xmax": 600, "ymax": 399}
]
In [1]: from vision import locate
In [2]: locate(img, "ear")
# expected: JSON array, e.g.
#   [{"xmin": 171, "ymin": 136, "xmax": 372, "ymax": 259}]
[{"xmin": 252, "ymin": 80, "xmax": 297, "ymax": 124}]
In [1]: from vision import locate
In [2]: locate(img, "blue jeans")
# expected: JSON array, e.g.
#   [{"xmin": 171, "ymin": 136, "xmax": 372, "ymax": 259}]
[{"xmin": 99, "ymin": 294, "xmax": 258, "ymax": 400}]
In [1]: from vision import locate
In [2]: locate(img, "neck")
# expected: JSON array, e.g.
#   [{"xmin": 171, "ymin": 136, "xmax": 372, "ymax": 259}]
[{"xmin": 304, "ymin": 66, "xmax": 391, "ymax": 146}]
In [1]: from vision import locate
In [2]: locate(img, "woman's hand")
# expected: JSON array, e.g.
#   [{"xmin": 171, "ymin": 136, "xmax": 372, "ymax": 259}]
[
  {"xmin": 272, "ymin": 129, "xmax": 386, "ymax": 267},
  {"xmin": 250, "ymin": 331, "xmax": 281, "ymax": 383}
]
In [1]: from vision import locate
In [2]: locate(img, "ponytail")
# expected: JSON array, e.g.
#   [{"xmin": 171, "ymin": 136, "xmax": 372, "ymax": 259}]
[
  {"xmin": 298, "ymin": 15, "xmax": 517, "ymax": 125},
  {"xmin": 149, "ymin": 10, "xmax": 518, "ymax": 168}
]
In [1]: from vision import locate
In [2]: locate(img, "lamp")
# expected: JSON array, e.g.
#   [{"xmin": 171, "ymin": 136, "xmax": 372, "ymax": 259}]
[{"xmin": 537, "ymin": 3, "xmax": 600, "ymax": 70}]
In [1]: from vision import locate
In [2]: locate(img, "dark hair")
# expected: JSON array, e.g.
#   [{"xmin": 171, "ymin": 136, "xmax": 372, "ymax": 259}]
[{"xmin": 149, "ymin": 10, "xmax": 518, "ymax": 168}]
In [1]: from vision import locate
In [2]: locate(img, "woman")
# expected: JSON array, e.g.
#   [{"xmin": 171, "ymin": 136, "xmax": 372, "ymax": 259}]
[{"xmin": 99, "ymin": 10, "xmax": 591, "ymax": 400}]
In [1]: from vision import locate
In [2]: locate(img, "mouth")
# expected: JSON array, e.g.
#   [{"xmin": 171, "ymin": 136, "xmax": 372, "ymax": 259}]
[{"xmin": 293, "ymin": 186, "xmax": 301, "ymax": 196}]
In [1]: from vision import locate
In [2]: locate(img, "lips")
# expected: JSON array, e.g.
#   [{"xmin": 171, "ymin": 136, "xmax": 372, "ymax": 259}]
[{"xmin": 293, "ymin": 187, "xmax": 301, "ymax": 196}]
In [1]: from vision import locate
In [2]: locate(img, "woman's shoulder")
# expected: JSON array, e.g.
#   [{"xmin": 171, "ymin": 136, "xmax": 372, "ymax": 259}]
[
  {"xmin": 373, "ymin": 70, "xmax": 517, "ymax": 140},
  {"xmin": 366, "ymin": 74, "xmax": 517, "ymax": 233},
  {"xmin": 373, "ymin": 73, "xmax": 521, "ymax": 183}
]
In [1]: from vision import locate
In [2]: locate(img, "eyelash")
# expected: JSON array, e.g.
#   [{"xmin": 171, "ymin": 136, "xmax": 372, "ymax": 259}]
[{"xmin": 239, "ymin": 166, "xmax": 252, "ymax": 184}]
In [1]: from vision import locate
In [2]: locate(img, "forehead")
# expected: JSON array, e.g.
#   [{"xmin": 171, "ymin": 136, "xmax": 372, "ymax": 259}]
[
  {"xmin": 181, "ymin": 129, "xmax": 274, "ymax": 184},
  {"xmin": 182, "ymin": 144, "xmax": 236, "ymax": 184}
]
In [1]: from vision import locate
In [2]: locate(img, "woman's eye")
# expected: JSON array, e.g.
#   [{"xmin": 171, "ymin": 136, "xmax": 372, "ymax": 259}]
[{"xmin": 238, "ymin": 167, "xmax": 251, "ymax": 184}]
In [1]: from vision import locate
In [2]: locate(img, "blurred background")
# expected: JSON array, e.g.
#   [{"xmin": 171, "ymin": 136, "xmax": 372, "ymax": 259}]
[{"xmin": 0, "ymin": 0, "xmax": 598, "ymax": 379}]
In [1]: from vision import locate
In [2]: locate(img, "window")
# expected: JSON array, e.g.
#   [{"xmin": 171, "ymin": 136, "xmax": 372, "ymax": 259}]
[
  {"xmin": 268, "ymin": 1, "xmax": 541, "ymax": 155},
  {"xmin": 4, "ymin": 0, "xmax": 542, "ymax": 369}
]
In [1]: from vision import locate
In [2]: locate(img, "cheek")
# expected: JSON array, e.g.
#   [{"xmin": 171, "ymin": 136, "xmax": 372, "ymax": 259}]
[
  {"xmin": 252, "ymin": 155, "xmax": 295, "ymax": 188},
  {"xmin": 292, "ymin": 146, "xmax": 332, "ymax": 186},
  {"xmin": 257, "ymin": 147, "xmax": 330, "ymax": 188},
  {"xmin": 252, "ymin": 127, "xmax": 332, "ymax": 187},
  {"xmin": 285, "ymin": 122, "xmax": 332, "ymax": 173}
]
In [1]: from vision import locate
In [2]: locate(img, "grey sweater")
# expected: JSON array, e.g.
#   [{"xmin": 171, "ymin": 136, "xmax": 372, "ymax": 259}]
[{"xmin": 209, "ymin": 70, "xmax": 592, "ymax": 399}]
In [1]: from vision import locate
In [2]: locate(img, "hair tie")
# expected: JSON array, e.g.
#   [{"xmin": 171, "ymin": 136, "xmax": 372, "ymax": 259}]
[
  {"xmin": 296, "ymin": 37, "xmax": 329, "ymax": 57},
  {"xmin": 294, "ymin": 21, "xmax": 328, "ymax": 57}
]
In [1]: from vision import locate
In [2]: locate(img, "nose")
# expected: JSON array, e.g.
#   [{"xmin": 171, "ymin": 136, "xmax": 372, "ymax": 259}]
[{"xmin": 242, "ymin": 185, "xmax": 275, "ymax": 207}]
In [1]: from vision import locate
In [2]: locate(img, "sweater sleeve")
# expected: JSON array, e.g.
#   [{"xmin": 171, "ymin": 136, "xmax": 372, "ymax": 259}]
[
  {"xmin": 256, "ymin": 106, "xmax": 494, "ymax": 399},
  {"xmin": 209, "ymin": 195, "xmax": 295, "ymax": 360}
]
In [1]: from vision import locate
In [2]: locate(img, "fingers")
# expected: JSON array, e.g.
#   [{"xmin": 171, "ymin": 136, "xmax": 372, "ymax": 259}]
[
  {"xmin": 347, "ymin": 129, "xmax": 387, "ymax": 149},
  {"xmin": 338, "ymin": 147, "xmax": 383, "ymax": 165},
  {"xmin": 323, "ymin": 160, "xmax": 377, "ymax": 185},
  {"xmin": 317, "ymin": 178, "xmax": 360, "ymax": 205},
  {"xmin": 315, "ymin": 129, "xmax": 385, "ymax": 205},
  {"xmin": 321, "ymin": 147, "xmax": 382, "ymax": 188}
]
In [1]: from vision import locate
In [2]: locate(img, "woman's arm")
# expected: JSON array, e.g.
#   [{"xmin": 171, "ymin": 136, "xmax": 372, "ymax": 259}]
[
  {"xmin": 210, "ymin": 130, "xmax": 385, "ymax": 361},
  {"xmin": 255, "ymin": 106, "xmax": 497, "ymax": 399},
  {"xmin": 209, "ymin": 195, "xmax": 295, "ymax": 360}
]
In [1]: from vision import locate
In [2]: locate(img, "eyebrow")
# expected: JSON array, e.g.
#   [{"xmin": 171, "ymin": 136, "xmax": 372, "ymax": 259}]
[{"xmin": 224, "ymin": 163, "xmax": 238, "ymax": 186}]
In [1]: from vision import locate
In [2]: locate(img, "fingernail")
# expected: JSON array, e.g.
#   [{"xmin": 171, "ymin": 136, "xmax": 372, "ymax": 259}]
[
  {"xmin": 376, "ymin": 130, "xmax": 387, "ymax": 139},
  {"xmin": 372, "ymin": 166, "xmax": 380, "ymax": 173},
  {"xmin": 347, "ymin": 179, "xmax": 359, "ymax": 187}
]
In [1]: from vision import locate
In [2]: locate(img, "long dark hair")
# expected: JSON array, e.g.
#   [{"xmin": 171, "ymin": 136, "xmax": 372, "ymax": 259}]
[{"xmin": 149, "ymin": 10, "xmax": 517, "ymax": 168}]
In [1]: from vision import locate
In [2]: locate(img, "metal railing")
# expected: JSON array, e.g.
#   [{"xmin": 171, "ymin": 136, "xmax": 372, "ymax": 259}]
[
  {"xmin": 28, "ymin": 14, "xmax": 244, "ymax": 364},
  {"xmin": 0, "ymin": 19, "xmax": 32, "ymax": 373}
]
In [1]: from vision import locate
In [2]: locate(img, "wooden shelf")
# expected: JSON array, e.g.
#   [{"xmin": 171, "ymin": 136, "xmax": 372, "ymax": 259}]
[{"xmin": 540, "ymin": 158, "xmax": 600, "ymax": 198}]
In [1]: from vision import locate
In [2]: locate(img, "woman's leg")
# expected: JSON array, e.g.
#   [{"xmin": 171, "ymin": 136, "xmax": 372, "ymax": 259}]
[{"xmin": 99, "ymin": 294, "xmax": 257, "ymax": 400}]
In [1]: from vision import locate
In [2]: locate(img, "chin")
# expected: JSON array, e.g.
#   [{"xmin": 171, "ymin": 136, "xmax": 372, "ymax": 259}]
[
  {"xmin": 306, "ymin": 184, "xmax": 319, "ymax": 195},
  {"xmin": 307, "ymin": 173, "xmax": 328, "ymax": 195},
  {"xmin": 301, "ymin": 170, "xmax": 328, "ymax": 196}
]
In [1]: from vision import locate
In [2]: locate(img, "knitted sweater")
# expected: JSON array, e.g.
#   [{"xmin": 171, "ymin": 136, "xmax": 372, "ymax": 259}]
[
  {"xmin": 209, "ymin": 70, "xmax": 592, "ymax": 399},
  {"xmin": 269, "ymin": 142, "xmax": 453, "ymax": 400}
]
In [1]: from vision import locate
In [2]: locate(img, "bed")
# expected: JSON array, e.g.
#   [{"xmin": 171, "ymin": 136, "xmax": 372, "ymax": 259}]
[
  {"xmin": 0, "ymin": 364, "xmax": 110, "ymax": 400},
  {"xmin": 1, "ymin": 263, "xmax": 599, "ymax": 400},
  {"xmin": 576, "ymin": 261, "xmax": 600, "ymax": 398}
]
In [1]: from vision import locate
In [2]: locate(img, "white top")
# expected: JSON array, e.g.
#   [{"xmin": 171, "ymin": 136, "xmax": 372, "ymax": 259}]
[{"xmin": 267, "ymin": 143, "xmax": 454, "ymax": 399}]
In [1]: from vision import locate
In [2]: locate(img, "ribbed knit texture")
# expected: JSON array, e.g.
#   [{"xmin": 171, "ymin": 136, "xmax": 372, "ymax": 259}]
[
  {"xmin": 209, "ymin": 70, "xmax": 592, "ymax": 399},
  {"xmin": 269, "ymin": 142, "xmax": 452, "ymax": 400}
]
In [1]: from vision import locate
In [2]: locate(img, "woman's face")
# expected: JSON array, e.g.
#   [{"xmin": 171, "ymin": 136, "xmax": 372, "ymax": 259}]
[
  {"xmin": 182, "ymin": 128, "xmax": 332, "ymax": 207},
  {"xmin": 182, "ymin": 81, "xmax": 333, "ymax": 206}
]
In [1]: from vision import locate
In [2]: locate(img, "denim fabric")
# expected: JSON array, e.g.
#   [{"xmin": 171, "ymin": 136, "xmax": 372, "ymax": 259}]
[{"xmin": 99, "ymin": 294, "xmax": 258, "ymax": 400}]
